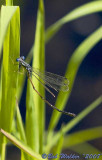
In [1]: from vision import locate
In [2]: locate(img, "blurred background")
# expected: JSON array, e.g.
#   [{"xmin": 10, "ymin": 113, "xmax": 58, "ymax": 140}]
[{"xmin": 0, "ymin": 0, "xmax": 102, "ymax": 159}]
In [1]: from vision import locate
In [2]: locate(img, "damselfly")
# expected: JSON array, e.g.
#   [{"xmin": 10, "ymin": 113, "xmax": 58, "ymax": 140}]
[{"xmin": 16, "ymin": 56, "xmax": 76, "ymax": 117}]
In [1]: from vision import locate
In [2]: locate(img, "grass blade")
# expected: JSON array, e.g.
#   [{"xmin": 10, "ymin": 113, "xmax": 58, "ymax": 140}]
[
  {"xmin": 52, "ymin": 133, "xmax": 64, "ymax": 160},
  {"xmin": 0, "ymin": 6, "xmax": 17, "ymax": 58},
  {"xmin": 0, "ymin": 5, "xmax": 20, "ymax": 132},
  {"xmin": 26, "ymin": 80, "xmax": 38, "ymax": 152},
  {"xmin": 63, "ymin": 126, "xmax": 102, "ymax": 148},
  {"xmin": 0, "ymin": 129, "xmax": 46, "ymax": 160},
  {"xmin": 25, "ymin": 0, "xmax": 45, "ymax": 155},
  {"xmin": 48, "ymin": 27, "xmax": 102, "ymax": 132},
  {"xmin": 0, "ymin": 5, "xmax": 20, "ymax": 158}
]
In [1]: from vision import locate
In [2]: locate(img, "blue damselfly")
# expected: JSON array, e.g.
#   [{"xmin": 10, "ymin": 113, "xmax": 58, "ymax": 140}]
[{"xmin": 16, "ymin": 56, "xmax": 76, "ymax": 117}]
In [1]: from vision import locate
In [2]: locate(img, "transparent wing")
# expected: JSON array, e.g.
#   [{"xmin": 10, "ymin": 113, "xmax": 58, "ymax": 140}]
[
  {"xmin": 31, "ymin": 68, "xmax": 69, "ymax": 92},
  {"xmin": 31, "ymin": 72, "xmax": 55, "ymax": 97}
]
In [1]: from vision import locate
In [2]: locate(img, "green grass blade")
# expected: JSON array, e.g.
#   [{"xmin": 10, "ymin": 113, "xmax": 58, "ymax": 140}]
[
  {"xmin": 26, "ymin": 80, "xmax": 38, "ymax": 152},
  {"xmin": 48, "ymin": 27, "xmax": 102, "ymax": 132},
  {"xmin": 45, "ymin": 1, "xmax": 102, "ymax": 42},
  {"xmin": 63, "ymin": 126, "xmax": 102, "ymax": 148},
  {"xmin": 0, "ymin": 64, "xmax": 2, "ymax": 111},
  {"xmin": 6, "ymin": 0, "xmax": 13, "ymax": 6},
  {"xmin": 46, "ymin": 96, "xmax": 102, "ymax": 152},
  {"xmin": 31, "ymin": 0, "xmax": 45, "ymax": 154},
  {"xmin": 52, "ymin": 134, "xmax": 64, "ymax": 160},
  {"xmin": 0, "ymin": 5, "xmax": 20, "ymax": 131},
  {"xmin": 0, "ymin": 129, "xmax": 46, "ymax": 160},
  {"xmin": 25, "ymin": 80, "xmax": 37, "ymax": 160},
  {"xmin": 0, "ymin": 5, "xmax": 20, "ymax": 157},
  {"xmin": 0, "ymin": 5, "xmax": 17, "ymax": 58}
]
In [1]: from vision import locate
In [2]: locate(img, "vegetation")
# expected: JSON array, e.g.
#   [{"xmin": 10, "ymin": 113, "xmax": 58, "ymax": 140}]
[{"xmin": 0, "ymin": 0, "xmax": 102, "ymax": 160}]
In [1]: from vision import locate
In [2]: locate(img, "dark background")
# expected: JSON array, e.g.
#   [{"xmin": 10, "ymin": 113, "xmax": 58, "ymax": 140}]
[{"xmin": 1, "ymin": 0, "xmax": 101, "ymax": 159}]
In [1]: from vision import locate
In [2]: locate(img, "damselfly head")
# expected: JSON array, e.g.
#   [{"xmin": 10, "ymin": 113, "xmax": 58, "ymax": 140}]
[{"xmin": 16, "ymin": 56, "xmax": 25, "ymax": 62}]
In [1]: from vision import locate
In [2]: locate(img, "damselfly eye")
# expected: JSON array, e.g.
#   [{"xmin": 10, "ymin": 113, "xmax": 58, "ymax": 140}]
[
  {"xmin": 16, "ymin": 58, "xmax": 20, "ymax": 62},
  {"xmin": 21, "ymin": 56, "xmax": 25, "ymax": 60}
]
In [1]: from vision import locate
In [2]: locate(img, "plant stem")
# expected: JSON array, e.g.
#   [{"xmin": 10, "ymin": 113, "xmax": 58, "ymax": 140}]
[{"xmin": 6, "ymin": 0, "xmax": 13, "ymax": 6}]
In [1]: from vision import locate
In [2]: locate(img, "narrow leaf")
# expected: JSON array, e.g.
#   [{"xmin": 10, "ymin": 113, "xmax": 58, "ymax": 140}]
[
  {"xmin": 0, "ymin": 6, "xmax": 17, "ymax": 58},
  {"xmin": 31, "ymin": 0, "xmax": 45, "ymax": 154},
  {"xmin": 26, "ymin": 80, "xmax": 38, "ymax": 152},
  {"xmin": 0, "ymin": 129, "xmax": 45, "ymax": 160},
  {"xmin": 48, "ymin": 27, "xmax": 102, "ymax": 132},
  {"xmin": 52, "ymin": 133, "xmax": 64, "ymax": 160},
  {"xmin": 0, "ymin": 5, "xmax": 20, "ymax": 132},
  {"xmin": 0, "ymin": 5, "xmax": 20, "ymax": 158},
  {"xmin": 63, "ymin": 126, "xmax": 102, "ymax": 148}
]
